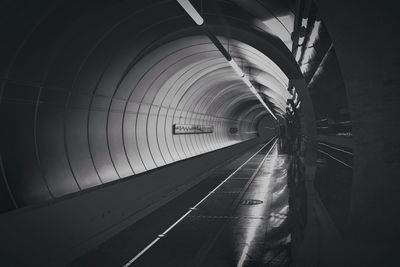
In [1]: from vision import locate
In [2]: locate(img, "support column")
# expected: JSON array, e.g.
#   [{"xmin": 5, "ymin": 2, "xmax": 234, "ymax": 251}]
[{"xmin": 314, "ymin": 0, "xmax": 400, "ymax": 265}]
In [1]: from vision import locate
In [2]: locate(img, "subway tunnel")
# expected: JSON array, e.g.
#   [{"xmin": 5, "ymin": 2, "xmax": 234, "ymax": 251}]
[{"xmin": 0, "ymin": 0, "xmax": 399, "ymax": 266}]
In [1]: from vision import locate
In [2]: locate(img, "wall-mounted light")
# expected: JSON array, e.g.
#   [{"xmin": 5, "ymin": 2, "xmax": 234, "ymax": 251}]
[
  {"xmin": 301, "ymin": 18, "xmax": 308, "ymax": 28},
  {"xmin": 298, "ymin": 36, "xmax": 305, "ymax": 46},
  {"xmin": 293, "ymin": 91, "xmax": 298, "ymax": 104}
]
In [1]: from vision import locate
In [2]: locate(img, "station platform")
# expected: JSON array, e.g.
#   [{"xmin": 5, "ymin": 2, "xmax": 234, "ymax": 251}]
[{"xmin": 71, "ymin": 138, "xmax": 292, "ymax": 267}]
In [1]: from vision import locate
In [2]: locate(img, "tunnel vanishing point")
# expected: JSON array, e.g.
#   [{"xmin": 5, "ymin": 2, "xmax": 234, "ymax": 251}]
[{"xmin": 0, "ymin": 0, "xmax": 399, "ymax": 266}]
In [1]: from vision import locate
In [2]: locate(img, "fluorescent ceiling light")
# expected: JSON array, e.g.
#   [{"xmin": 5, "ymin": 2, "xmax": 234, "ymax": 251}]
[
  {"xmin": 256, "ymin": 94, "xmax": 277, "ymax": 120},
  {"xmin": 250, "ymin": 86, "xmax": 278, "ymax": 120},
  {"xmin": 174, "ymin": 5, "xmax": 277, "ymax": 121},
  {"xmin": 228, "ymin": 59, "xmax": 277, "ymax": 120},
  {"xmin": 176, "ymin": 0, "xmax": 204, "ymax": 25},
  {"xmin": 228, "ymin": 59, "xmax": 244, "ymax": 77},
  {"xmin": 249, "ymin": 85, "xmax": 257, "ymax": 95},
  {"xmin": 242, "ymin": 76, "xmax": 252, "ymax": 87}
]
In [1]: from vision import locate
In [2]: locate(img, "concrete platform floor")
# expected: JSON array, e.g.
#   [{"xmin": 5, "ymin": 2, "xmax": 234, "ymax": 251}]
[{"xmin": 71, "ymin": 138, "xmax": 292, "ymax": 267}]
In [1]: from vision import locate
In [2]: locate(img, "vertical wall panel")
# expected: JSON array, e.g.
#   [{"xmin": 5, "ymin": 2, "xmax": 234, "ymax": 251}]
[
  {"xmin": 0, "ymin": 30, "xmax": 289, "ymax": 210},
  {"xmin": 124, "ymin": 102, "xmax": 146, "ymax": 174},
  {"xmin": 147, "ymin": 105, "xmax": 166, "ymax": 167},
  {"xmin": 200, "ymin": 114, "xmax": 211, "ymax": 152},
  {"xmin": 108, "ymin": 98, "xmax": 133, "ymax": 178},
  {"xmin": 66, "ymin": 94, "xmax": 102, "ymax": 189},
  {"xmin": 178, "ymin": 110, "xmax": 193, "ymax": 157},
  {"xmin": 89, "ymin": 95, "xmax": 119, "ymax": 183},
  {"xmin": 0, "ymin": 168, "xmax": 15, "ymax": 212},
  {"xmin": 156, "ymin": 107, "xmax": 174, "ymax": 164},
  {"xmin": 136, "ymin": 104, "xmax": 157, "ymax": 170},
  {"xmin": 165, "ymin": 108, "xmax": 182, "ymax": 161},
  {"xmin": 37, "ymin": 89, "xmax": 80, "ymax": 197},
  {"xmin": 189, "ymin": 113, "xmax": 202, "ymax": 154},
  {"xmin": 204, "ymin": 115, "xmax": 215, "ymax": 151},
  {"xmin": 0, "ymin": 83, "xmax": 52, "ymax": 206},
  {"xmin": 170, "ymin": 109, "xmax": 186, "ymax": 160}
]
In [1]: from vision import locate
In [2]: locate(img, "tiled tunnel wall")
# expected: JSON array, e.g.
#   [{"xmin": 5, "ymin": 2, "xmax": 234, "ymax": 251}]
[
  {"xmin": 0, "ymin": 1, "xmax": 301, "ymax": 265},
  {"xmin": 0, "ymin": 0, "xmax": 286, "ymax": 212},
  {"xmin": 0, "ymin": 0, "xmax": 300, "ymax": 214},
  {"xmin": 0, "ymin": 37, "xmax": 267, "ymax": 212}
]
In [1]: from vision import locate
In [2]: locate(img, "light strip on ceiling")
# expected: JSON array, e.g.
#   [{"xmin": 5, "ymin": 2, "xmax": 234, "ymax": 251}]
[
  {"xmin": 228, "ymin": 59, "xmax": 244, "ymax": 77},
  {"xmin": 230, "ymin": 59, "xmax": 277, "ymax": 120},
  {"xmin": 229, "ymin": 60, "xmax": 277, "ymax": 120},
  {"xmin": 176, "ymin": 0, "xmax": 278, "ymax": 120},
  {"xmin": 176, "ymin": 0, "xmax": 204, "ymax": 25},
  {"xmin": 250, "ymin": 85, "xmax": 278, "ymax": 120},
  {"xmin": 242, "ymin": 75, "xmax": 253, "ymax": 88}
]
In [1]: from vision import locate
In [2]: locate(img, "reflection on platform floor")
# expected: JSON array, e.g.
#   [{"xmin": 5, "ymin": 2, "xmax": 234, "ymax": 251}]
[{"xmin": 71, "ymin": 139, "xmax": 292, "ymax": 267}]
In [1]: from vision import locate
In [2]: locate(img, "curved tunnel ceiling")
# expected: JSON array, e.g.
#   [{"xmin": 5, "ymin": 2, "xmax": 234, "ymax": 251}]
[{"xmin": 0, "ymin": 0, "xmax": 300, "ymax": 208}]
